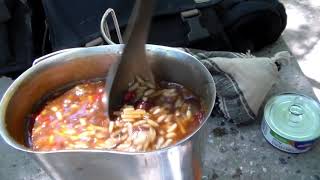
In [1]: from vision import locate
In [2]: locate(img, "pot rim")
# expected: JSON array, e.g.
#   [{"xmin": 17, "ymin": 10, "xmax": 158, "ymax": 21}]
[{"xmin": 0, "ymin": 44, "xmax": 216, "ymax": 155}]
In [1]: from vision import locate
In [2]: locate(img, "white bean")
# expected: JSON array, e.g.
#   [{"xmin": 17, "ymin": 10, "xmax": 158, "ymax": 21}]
[
  {"xmin": 144, "ymin": 89, "xmax": 155, "ymax": 96},
  {"xmin": 157, "ymin": 114, "xmax": 167, "ymax": 123},
  {"xmin": 149, "ymin": 127, "xmax": 156, "ymax": 142},
  {"xmin": 133, "ymin": 120, "xmax": 147, "ymax": 126},
  {"xmin": 147, "ymin": 119, "xmax": 159, "ymax": 127},
  {"xmin": 167, "ymin": 123, "xmax": 177, "ymax": 133},
  {"xmin": 161, "ymin": 139, "xmax": 173, "ymax": 148},
  {"xmin": 186, "ymin": 109, "xmax": 192, "ymax": 119},
  {"xmin": 164, "ymin": 115, "xmax": 173, "ymax": 123},
  {"xmin": 136, "ymin": 76, "xmax": 145, "ymax": 84},
  {"xmin": 143, "ymin": 140, "xmax": 150, "ymax": 151},
  {"xmin": 174, "ymin": 98, "xmax": 183, "ymax": 108},
  {"xmin": 166, "ymin": 132, "xmax": 176, "ymax": 139},
  {"xmin": 121, "ymin": 114, "xmax": 141, "ymax": 119},
  {"xmin": 121, "ymin": 134, "xmax": 129, "ymax": 142},
  {"xmin": 159, "ymin": 130, "xmax": 166, "ymax": 136},
  {"xmin": 128, "ymin": 82, "xmax": 139, "ymax": 91},
  {"xmin": 156, "ymin": 136, "xmax": 165, "ymax": 149},
  {"xmin": 122, "ymin": 118, "xmax": 135, "ymax": 122},
  {"xmin": 117, "ymin": 143, "xmax": 131, "ymax": 150},
  {"xmin": 127, "ymin": 123, "xmax": 133, "ymax": 136},
  {"xmin": 176, "ymin": 120, "xmax": 186, "ymax": 134},
  {"xmin": 109, "ymin": 121, "xmax": 114, "ymax": 133},
  {"xmin": 152, "ymin": 108, "xmax": 162, "ymax": 115},
  {"xmin": 133, "ymin": 131, "xmax": 148, "ymax": 145},
  {"xmin": 145, "ymin": 82, "xmax": 156, "ymax": 89}
]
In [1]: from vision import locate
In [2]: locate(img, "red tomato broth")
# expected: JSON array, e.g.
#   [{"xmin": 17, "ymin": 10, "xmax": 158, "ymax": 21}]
[{"xmin": 30, "ymin": 78, "xmax": 204, "ymax": 152}]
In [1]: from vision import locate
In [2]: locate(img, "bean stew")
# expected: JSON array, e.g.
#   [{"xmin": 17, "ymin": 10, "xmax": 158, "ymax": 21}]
[{"xmin": 30, "ymin": 77, "xmax": 204, "ymax": 152}]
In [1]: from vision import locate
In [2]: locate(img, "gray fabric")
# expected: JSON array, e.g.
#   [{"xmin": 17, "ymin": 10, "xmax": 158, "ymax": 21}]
[{"xmin": 183, "ymin": 48, "xmax": 291, "ymax": 124}]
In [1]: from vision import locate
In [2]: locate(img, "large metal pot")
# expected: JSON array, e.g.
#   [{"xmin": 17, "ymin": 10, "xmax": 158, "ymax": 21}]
[{"xmin": 0, "ymin": 45, "xmax": 215, "ymax": 180}]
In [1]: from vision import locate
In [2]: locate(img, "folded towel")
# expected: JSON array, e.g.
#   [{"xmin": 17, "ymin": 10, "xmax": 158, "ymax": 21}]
[{"xmin": 183, "ymin": 49, "xmax": 291, "ymax": 124}]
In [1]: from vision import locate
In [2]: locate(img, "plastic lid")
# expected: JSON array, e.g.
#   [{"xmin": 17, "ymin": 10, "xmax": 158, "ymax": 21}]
[{"xmin": 264, "ymin": 93, "xmax": 320, "ymax": 141}]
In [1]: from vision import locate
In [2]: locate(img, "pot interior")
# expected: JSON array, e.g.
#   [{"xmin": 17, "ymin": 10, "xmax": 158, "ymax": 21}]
[{"xmin": 0, "ymin": 45, "xmax": 215, "ymax": 151}]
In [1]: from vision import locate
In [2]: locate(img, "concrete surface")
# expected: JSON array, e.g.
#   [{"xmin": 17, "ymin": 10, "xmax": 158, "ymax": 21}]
[
  {"xmin": 275, "ymin": 0, "xmax": 320, "ymax": 101},
  {"xmin": 1, "ymin": 0, "xmax": 320, "ymax": 179}
]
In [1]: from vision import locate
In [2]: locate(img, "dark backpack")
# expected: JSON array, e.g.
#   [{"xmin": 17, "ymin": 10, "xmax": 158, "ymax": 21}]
[
  {"xmin": 0, "ymin": 0, "xmax": 33, "ymax": 75},
  {"xmin": 40, "ymin": 0, "xmax": 287, "ymax": 53}
]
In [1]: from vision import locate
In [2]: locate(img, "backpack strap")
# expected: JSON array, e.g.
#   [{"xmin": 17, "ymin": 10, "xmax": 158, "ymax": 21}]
[
  {"xmin": 179, "ymin": 0, "xmax": 233, "ymax": 50},
  {"xmin": 199, "ymin": 7, "xmax": 233, "ymax": 50},
  {"xmin": 181, "ymin": 9, "xmax": 210, "ymax": 43},
  {"xmin": 218, "ymin": 0, "xmax": 242, "ymax": 9}
]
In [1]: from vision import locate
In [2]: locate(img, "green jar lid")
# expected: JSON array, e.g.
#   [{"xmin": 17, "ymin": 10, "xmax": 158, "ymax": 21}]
[{"xmin": 264, "ymin": 93, "xmax": 320, "ymax": 141}]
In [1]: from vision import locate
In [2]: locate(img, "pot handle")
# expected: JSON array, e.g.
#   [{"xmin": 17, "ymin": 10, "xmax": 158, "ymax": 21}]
[
  {"xmin": 32, "ymin": 48, "xmax": 83, "ymax": 66},
  {"xmin": 100, "ymin": 8, "xmax": 123, "ymax": 45}
]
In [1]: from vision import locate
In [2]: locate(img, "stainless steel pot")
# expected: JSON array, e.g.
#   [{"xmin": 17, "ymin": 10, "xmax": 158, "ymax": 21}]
[{"xmin": 0, "ymin": 45, "xmax": 216, "ymax": 180}]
